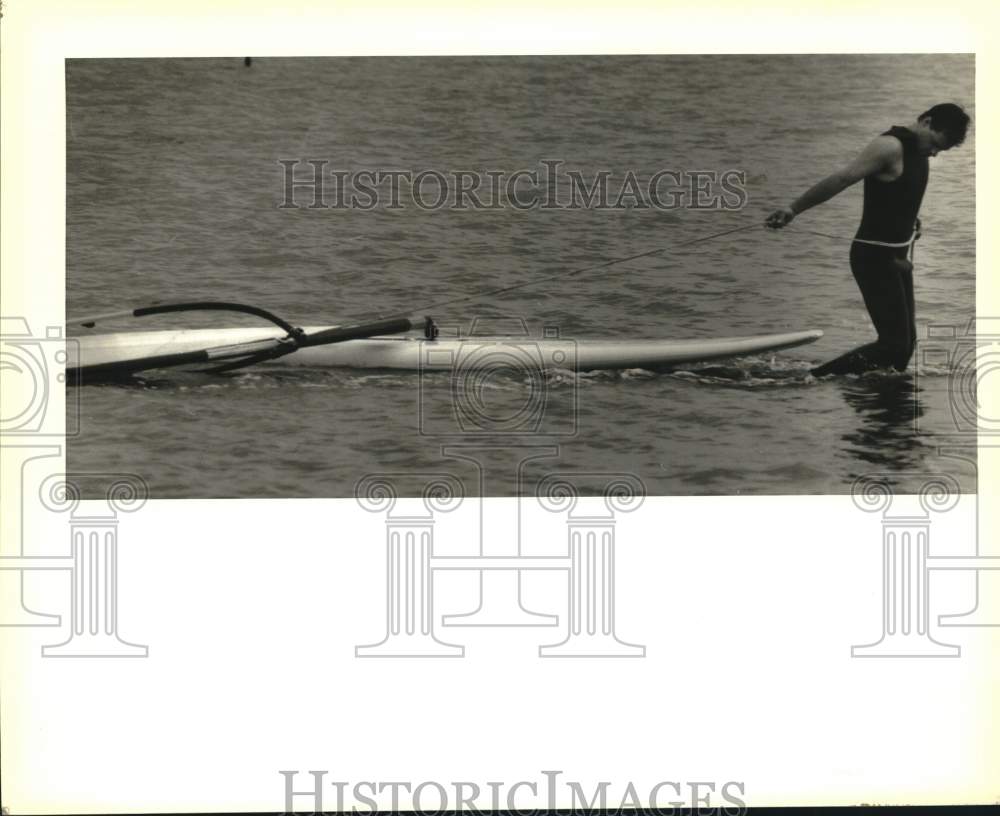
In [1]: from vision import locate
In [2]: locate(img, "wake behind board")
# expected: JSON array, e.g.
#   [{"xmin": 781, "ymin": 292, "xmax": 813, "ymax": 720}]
[{"xmin": 67, "ymin": 326, "xmax": 823, "ymax": 381}]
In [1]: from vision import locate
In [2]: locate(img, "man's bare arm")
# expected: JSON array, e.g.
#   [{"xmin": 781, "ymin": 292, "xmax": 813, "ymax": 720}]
[{"xmin": 765, "ymin": 136, "xmax": 901, "ymax": 228}]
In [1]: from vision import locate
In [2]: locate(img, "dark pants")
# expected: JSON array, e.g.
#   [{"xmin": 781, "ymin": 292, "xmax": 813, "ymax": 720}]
[{"xmin": 811, "ymin": 242, "xmax": 916, "ymax": 377}]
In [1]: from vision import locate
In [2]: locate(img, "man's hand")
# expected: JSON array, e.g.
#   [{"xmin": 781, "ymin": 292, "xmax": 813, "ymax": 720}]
[{"xmin": 765, "ymin": 207, "xmax": 796, "ymax": 229}]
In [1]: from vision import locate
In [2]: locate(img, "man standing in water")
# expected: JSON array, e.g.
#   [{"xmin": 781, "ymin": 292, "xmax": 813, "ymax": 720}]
[{"xmin": 765, "ymin": 103, "xmax": 970, "ymax": 377}]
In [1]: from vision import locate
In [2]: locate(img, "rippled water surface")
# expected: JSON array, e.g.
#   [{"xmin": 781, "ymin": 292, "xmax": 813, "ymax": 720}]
[{"xmin": 66, "ymin": 55, "xmax": 976, "ymax": 497}]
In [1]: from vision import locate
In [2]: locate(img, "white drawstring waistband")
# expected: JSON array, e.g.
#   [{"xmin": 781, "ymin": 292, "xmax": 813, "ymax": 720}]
[{"xmin": 852, "ymin": 229, "xmax": 919, "ymax": 249}]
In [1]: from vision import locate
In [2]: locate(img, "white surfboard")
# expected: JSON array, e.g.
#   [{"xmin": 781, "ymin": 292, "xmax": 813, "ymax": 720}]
[{"xmin": 68, "ymin": 326, "xmax": 823, "ymax": 381}]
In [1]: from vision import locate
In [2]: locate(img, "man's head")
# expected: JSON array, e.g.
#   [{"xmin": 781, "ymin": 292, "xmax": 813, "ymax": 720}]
[{"xmin": 914, "ymin": 103, "xmax": 971, "ymax": 156}]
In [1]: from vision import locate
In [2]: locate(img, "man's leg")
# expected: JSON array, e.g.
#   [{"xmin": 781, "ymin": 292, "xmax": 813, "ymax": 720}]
[
  {"xmin": 811, "ymin": 246, "xmax": 913, "ymax": 377},
  {"xmin": 898, "ymin": 258, "xmax": 917, "ymax": 370}
]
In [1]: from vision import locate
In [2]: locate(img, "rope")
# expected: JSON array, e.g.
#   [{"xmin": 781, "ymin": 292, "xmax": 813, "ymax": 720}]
[{"xmin": 393, "ymin": 221, "xmax": 763, "ymax": 319}]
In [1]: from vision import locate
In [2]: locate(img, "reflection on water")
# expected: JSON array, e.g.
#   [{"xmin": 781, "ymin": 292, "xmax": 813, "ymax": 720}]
[{"xmin": 838, "ymin": 374, "xmax": 928, "ymax": 471}]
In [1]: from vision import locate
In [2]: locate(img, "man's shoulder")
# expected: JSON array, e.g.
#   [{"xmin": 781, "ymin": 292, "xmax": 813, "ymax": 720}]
[
  {"xmin": 871, "ymin": 133, "xmax": 905, "ymax": 153},
  {"xmin": 864, "ymin": 133, "xmax": 905, "ymax": 163}
]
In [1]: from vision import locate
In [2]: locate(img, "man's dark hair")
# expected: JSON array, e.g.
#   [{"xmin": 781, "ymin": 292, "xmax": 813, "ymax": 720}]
[{"xmin": 919, "ymin": 103, "xmax": 971, "ymax": 147}]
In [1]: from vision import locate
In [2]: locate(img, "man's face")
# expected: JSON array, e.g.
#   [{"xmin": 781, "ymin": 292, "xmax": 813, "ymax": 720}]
[{"xmin": 917, "ymin": 118, "xmax": 954, "ymax": 157}]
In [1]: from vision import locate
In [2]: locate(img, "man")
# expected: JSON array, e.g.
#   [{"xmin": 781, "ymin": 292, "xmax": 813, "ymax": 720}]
[{"xmin": 766, "ymin": 103, "xmax": 970, "ymax": 377}]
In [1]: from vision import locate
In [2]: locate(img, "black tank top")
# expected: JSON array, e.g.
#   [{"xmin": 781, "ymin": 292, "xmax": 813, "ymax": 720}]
[{"xmin": 855, "ymin": 126, "xmax": 928, "ymax": 244}]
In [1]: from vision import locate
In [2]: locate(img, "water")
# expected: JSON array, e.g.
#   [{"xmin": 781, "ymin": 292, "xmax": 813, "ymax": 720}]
[{"xmin": 66, "ymin": 55, "xmax": 976, "ymax": 497}]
